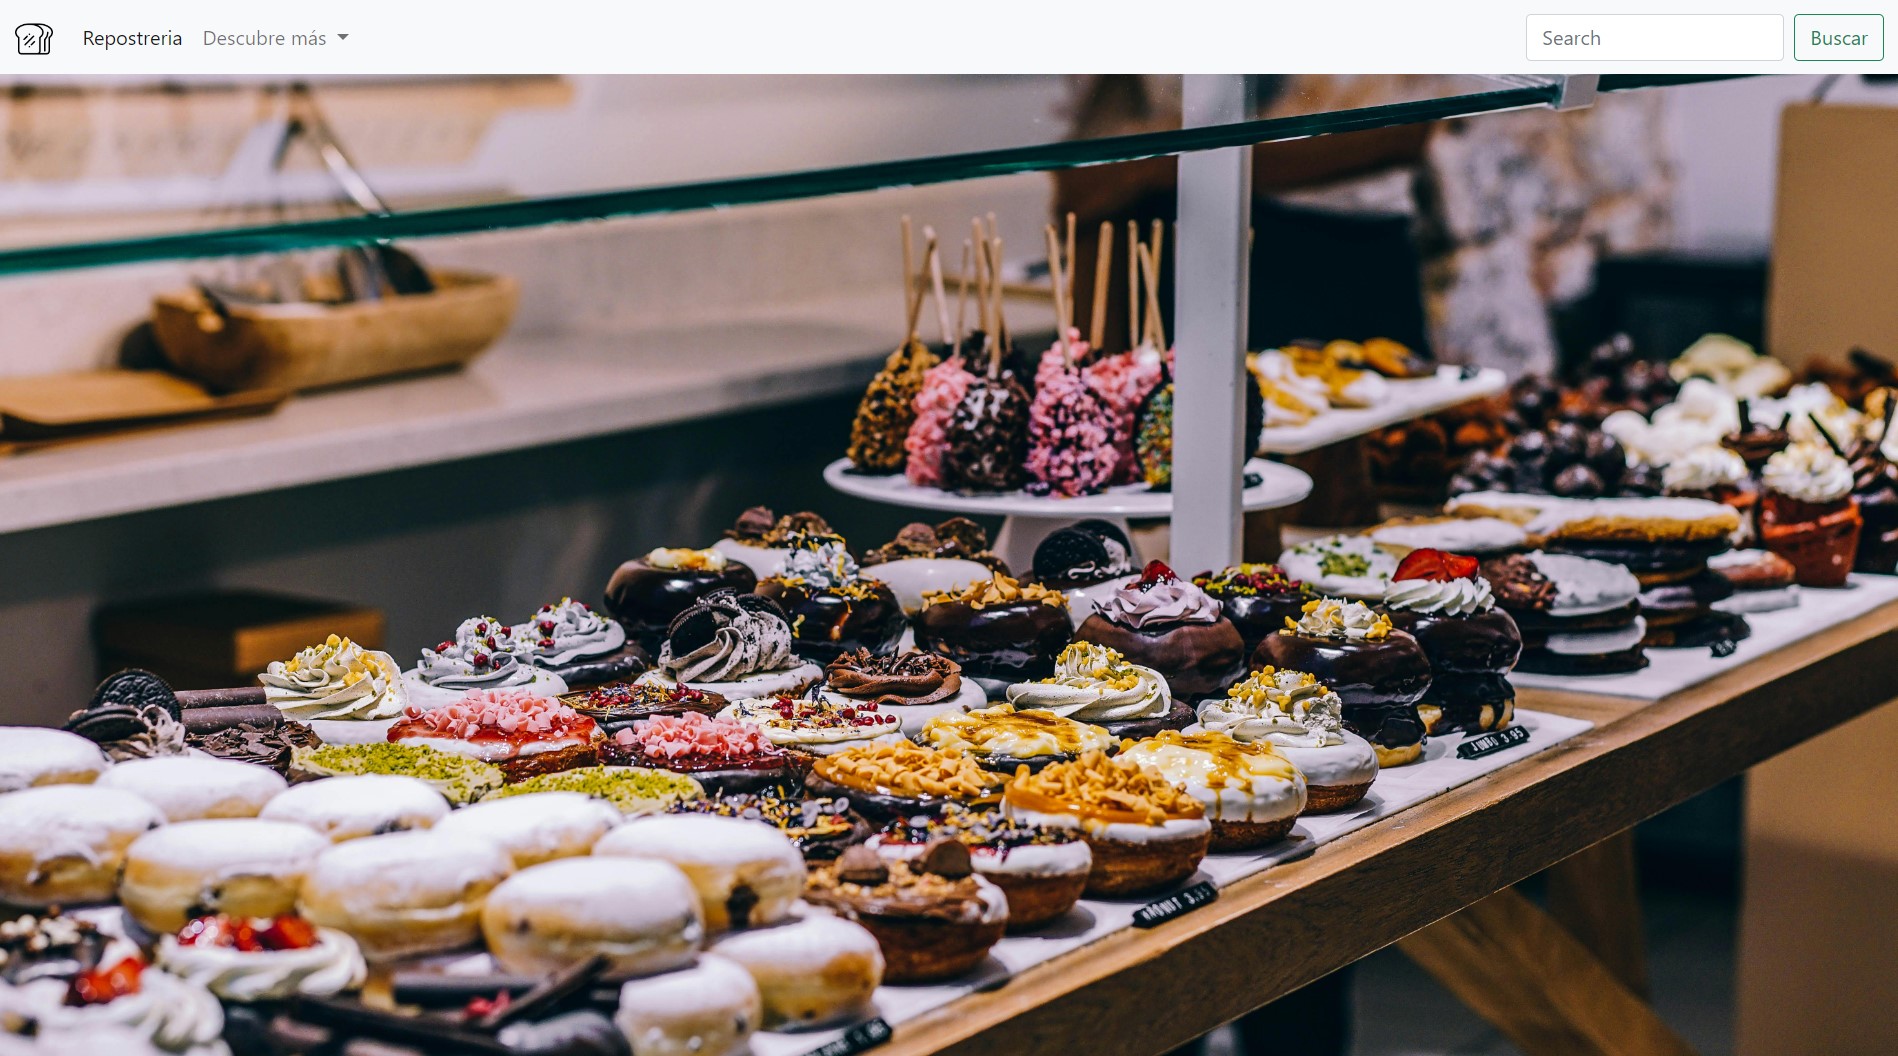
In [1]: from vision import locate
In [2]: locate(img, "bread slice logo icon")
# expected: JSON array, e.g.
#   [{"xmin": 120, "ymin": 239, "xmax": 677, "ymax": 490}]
[{"xmin": 16, "ymin": 23, "xmax": 52, "ymax": 55}]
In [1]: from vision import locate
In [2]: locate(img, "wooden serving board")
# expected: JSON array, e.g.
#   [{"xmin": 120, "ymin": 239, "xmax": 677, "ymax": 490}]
[{"xmin": 0, "ymin": 370, "xmax": 285, "ymax": 453}]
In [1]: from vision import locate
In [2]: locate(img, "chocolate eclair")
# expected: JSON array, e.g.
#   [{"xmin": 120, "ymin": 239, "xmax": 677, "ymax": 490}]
[
  {"xmin": 1253, "ymin": 598, "xmax": 1432, "ymax": 767},
  {"xmin": 1074, "ymin": 561, "xmax": 1247, "ymax": 705},
  {"xmin": 190, "ymin": 721, "xmax": 322, "ymax": 778},
  {"xmin": 1380, "ymin": 549, "xmax": 1521, "ymax": 736},
  {"xmin": 914, "ymin": 573, "xmax": 1074, "ymax": 692},
  {"xmin": 804, "ymin": 842, "xmax": 1009, "ymax": 984},
  {"xmin": 605, "ymin": 547, "xmax": 758, "ymax": 653},
  {"xmin": 755, "ymin": 536, "xmax": 906, "ymax": 663},
  {"xmin": 561, "ymin": 680, "xmax": 725, "ymax": 734}
]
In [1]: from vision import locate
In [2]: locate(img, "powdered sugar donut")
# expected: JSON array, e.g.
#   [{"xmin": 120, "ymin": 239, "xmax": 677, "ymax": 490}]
[
  {"xmin": 120, "ymin": 819, "xmax": 328, "ymax": 932},
  {"xmin": 708, "ymin": 910, "xmax": 883, "ymax": 1029},
  {"xmin": 0, "ymin": 727, "xmax": 107, "ymax": 792},
  {"xmin": 431, "ymin": 792, "xmax": 621, "ymax": 867},
  {"xmin": 0, "ymin": 785, "xmax": 163, "ymax": 907},
  {"xmin": 613, "ymin": 954, "xmax": 761, "ymax": 1056},
  {"xmin": 96, "ymin": 757, "xmax": 286, "ymax": 822},
  {"xmin": 593, "ymin": 815, "xmax": 804, "ymax": 932},
  {"xmin": 481, "ymin": 857, "xmax": 703, "ymax": 977},
  {"xmin": 258, "ymin": 775, "xmax": 450, "ymax": 842},
  {"xmin": 299, "ymin": 831, "xmax": 513, "ymax": 961}
]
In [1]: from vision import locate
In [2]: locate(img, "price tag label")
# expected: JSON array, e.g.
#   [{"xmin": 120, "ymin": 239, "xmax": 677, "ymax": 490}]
[
  {"xmin": 1132, "ymin": 880, "xmax": 1218, "ymax": 928},
  {"xmin": 808, "ymin": 1018, "xmax": 893, "ymax": 1056},
  {"xmin": 1457, "ymin": 725, "xmax": 1530, "ymax": 759}
]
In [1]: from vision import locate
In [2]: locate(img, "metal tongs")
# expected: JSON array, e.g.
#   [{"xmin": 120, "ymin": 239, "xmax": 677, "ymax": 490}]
[{"xmin": 274, "ymin": 83, "xmax": 436, "ymax": 301}]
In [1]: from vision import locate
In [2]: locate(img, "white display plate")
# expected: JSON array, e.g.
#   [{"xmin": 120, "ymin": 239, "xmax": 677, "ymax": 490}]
[
  {"xmin": 1255, "ymin": 366, "xmax": 1507, "ymax": 455},
  {"xmin": 1507, "ymin": 573, "xmax": 1898, "ymax": 701},
  {"xmin": 751, "ymin": 708, "xmax": 1592, "ymax": 1056},
  {"xmin": 823, "ymin": 457, "xmax": 1311, "ymax": 519}
]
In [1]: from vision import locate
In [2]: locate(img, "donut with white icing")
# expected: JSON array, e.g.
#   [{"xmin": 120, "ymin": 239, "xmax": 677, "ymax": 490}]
[
  {"xmin": 593, "ymin": 815, "xmax": 804, "ymax": 932},
  {"xmin": 0, "ymin": 785, "xmax": 163, "ymax": 907},
  {"xmin": 481, "ymin": 857, "xmax": 703, "ymax": 978},
  {"xmin": 613, "ymin": 954, "xmax": 761, "ymax": 1056},
  {"xmin": 298, "ymin": 831, "xmax": 513, "ymax": 961},
  {"xmin": 431, "ymin": 791, "xmax": 621, "ymax": 867},
  {"xmin": 95, "ymin": 757, "xmax": 287, "ymax": 822},
  {"xmin": 0, "ymin": 727, "xmax": 107, "ymax": 792},
  {"xmin": 257, "ymin": 775, "xmax": 451, "ymax": 842},
  {"xmin": 120, "ymin": 819, "xmax": 328, "ymax": 932},
  {"xmin": 708, "ymin": 910, "xmax": 883, "ymax": 1028}
]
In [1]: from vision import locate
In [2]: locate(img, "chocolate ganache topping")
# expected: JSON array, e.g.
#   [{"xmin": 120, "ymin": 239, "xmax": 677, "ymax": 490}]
[
  {"xmin": 659, "ymin": 590, "xmax": 797, "ymax": 682},
  {"xmin": 826, "ymin": 649, "xmax": 963, "ymax": 706},
  {"xmin": 1478, "ymin": 555, "xmax": 1557, "ymax": 612},
  {"xmin": 189, "ymin": 721, "xmax": 322, "ymax": 776}
]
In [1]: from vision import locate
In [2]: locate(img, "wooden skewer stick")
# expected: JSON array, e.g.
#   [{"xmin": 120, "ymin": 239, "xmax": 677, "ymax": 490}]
[
  {"xmin": 954, "ymin": 239, "xmax": 973, "ymax": 361},
  {"xmin": 982, "ymin": 238, "xmax": 1004, "ymax": 379},
  {"xmin": 1140, "ymin": 242, "xmax": 1167, "ymax": 351},
  {"xmin": 903, "ymin": 233, "xmax": 931, "ymax": 342},
  {"xmin": 991, "ymin": 235, "xmax": 1010, "ymax": 356},
  {"xmin": 925, "ymin": 234, "xmax": 952, "ymax": 351},
  {"xmin": 971, "ymin": 218, "xmax": 990, "ymax": 348},
  {"xmin": 900, "ymin": 216, "xmax": 916, "ymax": 333},
  {"xmin": 1150, "ymin": 218, "xmax": 1166, "ymax": 286},
  {"xmin": 1064, "ymin": 211, "xmax": 1078, "ymax": 323},
  {"xmin": 1045, "ymin": 225, "xmax": 1070, "ymax": 364},
  {"xmin": 1090, "ymin": 220, "xmax": 1114, "ymax": 352},
  {"xmin": 1127, "ymin": 219, "xmax": 1143, "ymax": 351}
]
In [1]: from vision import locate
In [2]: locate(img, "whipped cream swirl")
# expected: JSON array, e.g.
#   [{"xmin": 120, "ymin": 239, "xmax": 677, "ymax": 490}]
[
  {"xmin": 1198, "ymin": 668, "xmax": 1345, "ymax": 749},
  {"xmin": 158, "ymin": 929, "xmax": 366, "ymax": 1003},
  {"xmin": 1095, "ymin": 578, "xmax": 1222, "ymax": 629},
  {"xmin": 1764, "ymin": 442, "xmax": 1853, "ymax": 504},
  {"xmin": 1662, "ymin": 445, "xmax": 1747, "ymax": 494},
  {"xmin": 1006, "ymin": 642, "xmax": 1169, "ymax": 722},
  {"xmin": 0, "ymin": 968, "xmax": 229, "ymax": 1055},
  {"xmin": 1285, "ymin": 598, "xmax": 1391, "ymax": 641},
  {"xmin": 513, "ymin": 598, "xmax": 627, "ymax": 667},
  {"xmin": 1383, "ymin": 576, "xmax": 1494, "ymax": 616},
  {"xmin": 659, "ymin": 594, "xmax": 796, "ymax": 683},
  {"xmin": 261, "ymin": 635, "xmax": 406, "ymax": 721},
  {"xmin": 413, "ymin": 616, "xmax": 539, "ymax": 691}
]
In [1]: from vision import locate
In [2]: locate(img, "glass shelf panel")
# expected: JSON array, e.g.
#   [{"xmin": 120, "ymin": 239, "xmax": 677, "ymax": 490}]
[{"xmin": 0, "ymin": 76, "xmax": 1567, "ymax": 277}]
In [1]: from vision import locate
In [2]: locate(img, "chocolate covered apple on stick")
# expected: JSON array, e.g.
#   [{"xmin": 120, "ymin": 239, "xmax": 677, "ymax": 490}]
[{"xmin": 847, "ymin": 218, "xmax": 941, "ymax": 474}]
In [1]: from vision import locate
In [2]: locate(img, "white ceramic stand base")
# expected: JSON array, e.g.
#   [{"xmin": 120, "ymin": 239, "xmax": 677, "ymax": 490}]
[{"xmin": 823, "ymin": 458, "xmax": 1313, "ymax": 572}]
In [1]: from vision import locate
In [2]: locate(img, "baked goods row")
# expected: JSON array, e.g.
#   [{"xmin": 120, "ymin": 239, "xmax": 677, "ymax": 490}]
[{"xmin": 844, "ymin": 217, "xmax": 1428, "ymax": 496}]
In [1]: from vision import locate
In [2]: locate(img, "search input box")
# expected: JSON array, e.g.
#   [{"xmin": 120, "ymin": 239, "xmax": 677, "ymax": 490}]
[{"xmin": 1527, "ymin": 14, "xmax": 1785, "ymax": 61}]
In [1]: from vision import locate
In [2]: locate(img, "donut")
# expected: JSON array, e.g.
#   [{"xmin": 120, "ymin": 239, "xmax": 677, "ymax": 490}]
[
  {"xmin": 120, "ymin": 819, "xmax": 328, "ymax": 932},
  {"xmin": 0, "ymin": 728, "xmax": 107, "ymax": 792},
  {"xmin": 613, "ymin": 954, "xmax": 761, "ymax": 1056},
  {"xmin": 299, "ymin": 831, "xmax": 514, "ymax": 961},
  {"xmin": 593, "ymin": 816, "xmax": 805, "ymax": 932},
  {"xmin": 0, "ymin": 785, "xmax": 163, "ymax": 907},
  {"xmin": 257, "ymin": 775, "xmax": 451, "ymax": 842},
  {"xmin": 708, "ymin": 910, "xmax": 883, "ymax": 1029},
  {"xmin": 480, "ymin": 856, "xmax": 703, "ymax": 978},
  {"xmin": 95, "ymin": 757, "xmax": 287, "ymax": 822},
  {"xmin": 431, "ymin": 792, "xmax": 621, "ymax": 868}
]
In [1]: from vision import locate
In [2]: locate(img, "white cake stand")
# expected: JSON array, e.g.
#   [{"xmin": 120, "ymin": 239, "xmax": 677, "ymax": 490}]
[{"xmin": 823, "ymin": 458, "xmax": 1313, "ymax": 572}]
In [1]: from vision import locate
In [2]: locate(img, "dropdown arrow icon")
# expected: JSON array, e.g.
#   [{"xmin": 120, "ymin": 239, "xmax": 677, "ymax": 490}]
[{"xmin": 338, "ymin": 32, "xmax": 349, "ymax": 39}]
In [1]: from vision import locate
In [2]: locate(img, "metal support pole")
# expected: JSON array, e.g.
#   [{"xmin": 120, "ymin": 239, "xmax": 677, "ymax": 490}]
[{"xmin": 1170, "ymin": 74, "xmax": 1253, "ymax": 573}]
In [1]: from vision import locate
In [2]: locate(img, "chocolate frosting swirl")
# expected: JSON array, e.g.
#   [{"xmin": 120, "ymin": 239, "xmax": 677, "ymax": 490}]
[{"xmin": 825, "ymin": 649, "xmax": 963, "ymax": 706}]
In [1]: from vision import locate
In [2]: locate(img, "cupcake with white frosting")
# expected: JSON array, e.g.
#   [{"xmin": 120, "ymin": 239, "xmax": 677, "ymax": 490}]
[
  {"xmin": 1197, "ymin": 667, "xmax": 1379, "ymax": 812},
  {"xmin": 400, "ymin": 617, "xmax": 568, "ymax": 713},
  {"xmin": 1663, "ymin": 444, "xmax": 1756, "ymax": 543},
  {"xmin": 1760, "ymin": 441, "xmax": 1862, "ymax": 587},
  {"xmin": 259, "ymin": 635, "xmax": 407, "ymax": 745}
]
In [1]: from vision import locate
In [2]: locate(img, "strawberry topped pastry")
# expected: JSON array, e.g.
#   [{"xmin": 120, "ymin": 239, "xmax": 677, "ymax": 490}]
[
  {"xmin": 159, "ymin": 912, "xmax": 366, "ymax": 1004},
  {"xmin": 1073, "ymin": 561, "xmax": 1246, "ymax": 706},
  {"xmin": 719, "ymin": 695, "xmax": 905, "ymax": 764},
  {"xmin": 0, "ymin": 912, "xmax": 227, "ymax": 1054},
  {"xmin": 386, "ymin": 688, "xmax": 601, "ymax": 782},
  {"xmin": 1380, "ymin": 548, "xmax": 1521, "ymax": 736},
  {"xmin": 604, "ymin": 711, "xmax": 791, "ymax": 795}
]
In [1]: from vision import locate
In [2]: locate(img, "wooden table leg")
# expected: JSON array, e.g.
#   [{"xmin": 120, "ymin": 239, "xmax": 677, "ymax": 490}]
[
  {"xmin": 1398, "ymin": 887, "xmax": 1698, "ymax": 1056},
  {"xmin": 1546, "ymin": 831, "xmax": 1649, "ymax": 998}
]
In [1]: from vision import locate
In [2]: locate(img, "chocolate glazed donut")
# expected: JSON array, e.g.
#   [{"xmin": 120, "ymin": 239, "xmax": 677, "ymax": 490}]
[
  {"xmin": 604, "ymin": 560, "xmax": 758, "ymax": 652},
  {"xmin": 1387, "ymin": 609, "xmax": 1522, "ymax": 735},
  {"xmin": 1253, "ymin": 631, "xmax": 1432, "ymax": 758},
  {"xmin": 754, "ymin": 580, "xmax": 907, "ymax": 665},
  {"xmin": 1073, "ymin": 615, "xmax": 1247, "ymax": 704},
  {"xmin": 914, "ymin": 601, "xmax": 1074, "ymax": 686},
  {"xmin": 1213, "ymin": 593, "xmax": 1309, "ymax": 658}
]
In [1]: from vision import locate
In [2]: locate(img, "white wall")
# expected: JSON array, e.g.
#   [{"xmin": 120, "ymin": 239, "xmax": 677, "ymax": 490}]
[{"xmin": 1666, "ymin": 75, "xmax": 1898, "ymax": 253}]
